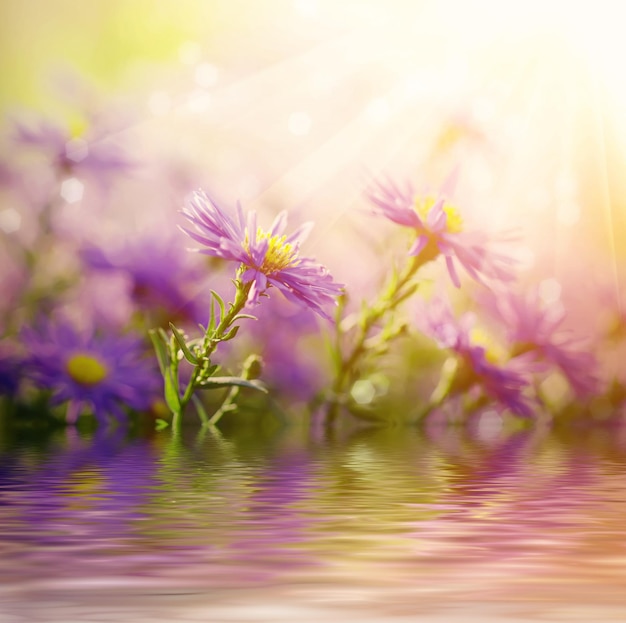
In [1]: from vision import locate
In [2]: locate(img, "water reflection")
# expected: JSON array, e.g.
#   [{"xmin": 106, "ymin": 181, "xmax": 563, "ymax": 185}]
[{"xmin": 2, "ymin": 422, "xmax": 626, "ymax": 620}]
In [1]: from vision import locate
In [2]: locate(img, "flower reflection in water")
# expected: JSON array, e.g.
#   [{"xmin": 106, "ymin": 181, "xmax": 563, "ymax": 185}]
[{"xmin": 2, "ymin": 426, "xmax": 626, "ymax": 620}]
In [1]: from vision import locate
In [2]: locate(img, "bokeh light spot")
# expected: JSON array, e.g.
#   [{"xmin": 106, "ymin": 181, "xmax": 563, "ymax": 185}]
[
  {"xmin": 351, "ymin": 379, "xmax": 376, "ymax": 405},
  {"xmin": 0, "ymin": 208, "xmax": 21, "ymax": 233},
  {"xmin": 60, "ymin": 178, "xmax": 84, "ymax": 204}
]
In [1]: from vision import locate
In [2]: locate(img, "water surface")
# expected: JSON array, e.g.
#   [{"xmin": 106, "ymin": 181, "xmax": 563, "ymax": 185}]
[{"xmin": 2, "ymin": 420, "xmax": 626, "ymax": 622}]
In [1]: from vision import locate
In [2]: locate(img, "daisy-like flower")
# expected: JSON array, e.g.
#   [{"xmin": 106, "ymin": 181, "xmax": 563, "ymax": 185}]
[
  {"xmin": 180, "ymin": 190, "xmax": 343, "ymax": 319},
  {"xmin": 419, "ymin": 297, "xmax": 535, "ymax": 417},
  {"xmin": 12, "ymin": 115, "xmax": 134, "ymax": 187},
  {"xmin": 81, "ymin": 234, "xmax": 210, "ymax": 326},
  {"xmin": 367, "ymin": 177, "xmax": 516, "ymax": 287},
  {"xmin": 22, "ymin": 320, "xmax": 161, "ymax": 424},
  {"xmin": 486, "ymin": 288, "xmax": 598, "ymax": 397}
]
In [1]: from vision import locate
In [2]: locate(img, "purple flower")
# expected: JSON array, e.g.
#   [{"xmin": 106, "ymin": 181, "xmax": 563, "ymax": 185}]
[
  {"xmin": 419, "ymin": 297, "xmax": 535, "ymax": 417},
  {"xmin": 486, "ymin": 288, "xmax": 598, "ymax": 397},
  {"xmin": 367, "ymin": 177, "xmax": 516, "ymax": 287},
  {"xmin": 22, "ymin": 320, "xmax": 161, "ymax": 424},
  {"xmin": 12, "ymin": 116, "xmax": 134, "ymax": 187},
  {"xmin": 0, "ymin": 343, "xmax": 22, "ymax": 398},
  {"xmin": 181, "ymin": 190, "xmax": 343, "ymax": 319},
  {"xmin": 81, "ymin": 234, "xmax": 210, "ymax": 326},
  {"xmin": 251, "ymin": 296, "xmax": 325, "ymax": 400}
]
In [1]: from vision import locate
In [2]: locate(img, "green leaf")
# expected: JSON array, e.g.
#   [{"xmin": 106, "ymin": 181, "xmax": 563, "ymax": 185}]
[
  {"xmin": 155, "ymin": 418, "xmax": 170, "ymax": 431},
  {"xmin": 163, "ymin": 368, "xmax": 181, "ymax": 413},
  {"xmin": 149, "ymin": 329, "xmax": 169, "ymax": 376},
  {"xmin": 221, "ymin": 325, "xmax": 240, "ymax": 341},
  {"xmin": 169, "ymin": 323, "xmax": 198, "ymax": 364},
  {"xmin": 210, "ymin": 289, "xmax": 226, "ymax": 323},
  {"xmin": 196, "ymin": 376, "xmax": 268, "ymax": 393},
  {"xmin": 231, "ymin": 313, "xmax": 257, "ymax": 322},
  {"xmin": 208, "ymin": 293, "xmax": 217, "ymax": 333},
  {"xmin": 206, "ymin": 363, "xmax": 220, "ymax": 376},
  {"xmin": 393, "ymin": 282, "xmax": 419, "ymax": 306}
]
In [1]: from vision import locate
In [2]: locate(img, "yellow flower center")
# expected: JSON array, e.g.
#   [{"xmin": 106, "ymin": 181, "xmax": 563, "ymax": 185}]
[
  {"xmin": 469, "ymin": 328, "xmax": 505, "ymax": 364},
  {"xmin": 246, "ymin": 227, "xmax": 299, "ymax": 274},
  {"xmin": 68, "ymin": 116, "xmax": 88, "ymax": 139},
  {"xmin": 415, "ymin": 195, "xmax": 463, "ymax": 234},
  {"xmin": 66, "ymin": 353, "xmax": 109, "ymax": 386}
]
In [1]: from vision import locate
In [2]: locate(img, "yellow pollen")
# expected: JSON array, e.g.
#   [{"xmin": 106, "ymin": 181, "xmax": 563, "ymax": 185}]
[
  {"xmin": 246, "ymin": 227, "xmax": 299, "ymax": 274},
  {"xmin": 68, "ymin": 116, "xmax": 88, "ymax": 139},
  {"xmin": 66, "ymin": 353, "xmax": 109, "ymax": 386},
  {"xmin": 469, "ymin": 328, "xmax": 504, "ymax": 364},
  {"xmin": 415, "ymin": 195, "xmax": 463, "ymax": 234}
]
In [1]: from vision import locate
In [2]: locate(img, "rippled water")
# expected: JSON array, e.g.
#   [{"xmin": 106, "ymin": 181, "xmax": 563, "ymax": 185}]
[{"xmin": 2, "ymin": 419, "xmax": 626, "ymax": 622}]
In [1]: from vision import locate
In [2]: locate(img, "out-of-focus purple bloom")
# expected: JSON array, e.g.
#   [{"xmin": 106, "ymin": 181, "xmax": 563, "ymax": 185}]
[
  {"xmin": 367, "ymin": 177, "xmax": 516, "ymax": 287},
  {"xmin": 251, "ymin": 296, "xmax": 325, "ymax": 401},
  {"xmin": 22, "ymin": 320, "xmax": 160, "ymax": 425},
  {"xmin": 12, "ymin": 116, "xmax": 134, "ymax": 187},
  {"xmin": 181, "ymin": 190, "xmax": 343, "ymax": 319},
  {"xmin": 419, "ymin": 297, "xmax": 535, "ymax": 417},
  {"xmin": 81, "ymin": 234, "xmax": 209, "ymax": 326},
  {"xmin": 0, "ymin": 343, "xmax": 22, "ymax": 398},
  {"xmin": 486, "ymin": 288, "xmax": 598, "ymax": 397}
]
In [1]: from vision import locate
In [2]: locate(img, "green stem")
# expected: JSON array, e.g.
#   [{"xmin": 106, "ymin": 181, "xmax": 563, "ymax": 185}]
[
  {"xmin": 330, "ymin": 255, "xmax": 424, "ymax": 407},
  {"xmin": 208, "ymin": 353, "xmax": 262, "ymax": 426},
  {"xmin": 171, "ymin": 279, "xmax": 253, "ymax": 432}
]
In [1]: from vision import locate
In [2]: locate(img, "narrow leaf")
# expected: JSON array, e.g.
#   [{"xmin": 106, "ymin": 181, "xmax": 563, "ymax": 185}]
[
  {"xmin": 221, "ymin": 325, "xmax": 240, "ymax": 342},
  {"xmin": 231, "ymin": 313, "xmax": 257, "ymax": 322},
  {"xmin": 164, "ymin": 369, "xmax": 181, "ymax": 412},
  {"xmin": 210, "ymin": 289, "xmax": 226, "ymax": 322},
  {"xmin": 208, "ymin": 293, "xmax": 217, "ymax": 333},
  {"xmin": 169, "ymin": 322, "xmax": 198, "ymax": 364},
  {"xmin": 155, "ymin": 418, "xmax": 170, "ymax": 431},
  {"xmin": 149, "ymin": 329, "xmax": 169, "ymax": 376},
  {"xmin": 206, "ymin": 363, "xmax": 221, "ymax": 376},
  {"xmin": 196, "ymin": 376, "xmax": 268, "ymax": 393}
]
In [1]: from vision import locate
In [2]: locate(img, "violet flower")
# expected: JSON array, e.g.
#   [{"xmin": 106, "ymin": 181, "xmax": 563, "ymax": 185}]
[
  {"xmin": 12, "ymin": 116, "xmax": 134, "ymax": 187},
  {"xmin": 22, "ymin": 320, "xmax": 161, "ymax": 424},
  {"xmin": 420, "ymin": 297, "xmax": 535, "ymax": 417},
  {"xmin": 181, "ymin": 190, "xmax": 343, "ymax": 319},
  {"xmin": 81, "ymin": 234, "xmax": 210, "ymax": 326},
  {"xmin": 0, "ymin": 344, "xmax": 22, "ymax": 398},
  {"xmin": 367, "ymin": 177, "xmax": 516, "ymax": 287},
  {"xmin": 252, "ymin": 296, "xmax": 324, "ymax": 400},
  {"xmin": 486, "ymin": 288, "xmax": 598, "ymax": 397}
]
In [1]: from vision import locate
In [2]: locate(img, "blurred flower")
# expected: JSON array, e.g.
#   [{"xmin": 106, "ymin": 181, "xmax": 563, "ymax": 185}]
[
  {"xmin": 22, "ymin": 320, "xmax": 160, "ymax": 424},
  {"xmin": 0, "ymin": 343, "xmax": 23, "ymax": 398},
  {"xmin": 81, "ymin": 234, "xmax": 210, "ymax": 327},
  {"xmin": 251, "ymin": 296, "xmax": 324, "ymax": 401},
  {"xmin": 12, "ymin": 115, "xmax": 135, "ymax": 188},
  {"xmin": 419, "ymin": 297, "xmax": 534, "ymax": 417},
  {"xmin": 181, "ymin": 190, "xmax": 343, "ymax": 319},
  {"xmin": 367, "ymin": 177, "xmax": 516, "ymax": 287},
  {"xmin": 486, "ymin": 288, "xmax": 598, "ymax": 397}
]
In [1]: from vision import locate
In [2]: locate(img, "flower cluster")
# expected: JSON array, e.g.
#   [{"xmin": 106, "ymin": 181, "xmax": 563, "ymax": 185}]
[
  {"xmin": 0, "ymin": 86, "xmax": 618, "ymax": 432},
  {"xmin": 418, "ymin": 297, "xmax": 535, "ymax": 418}
]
